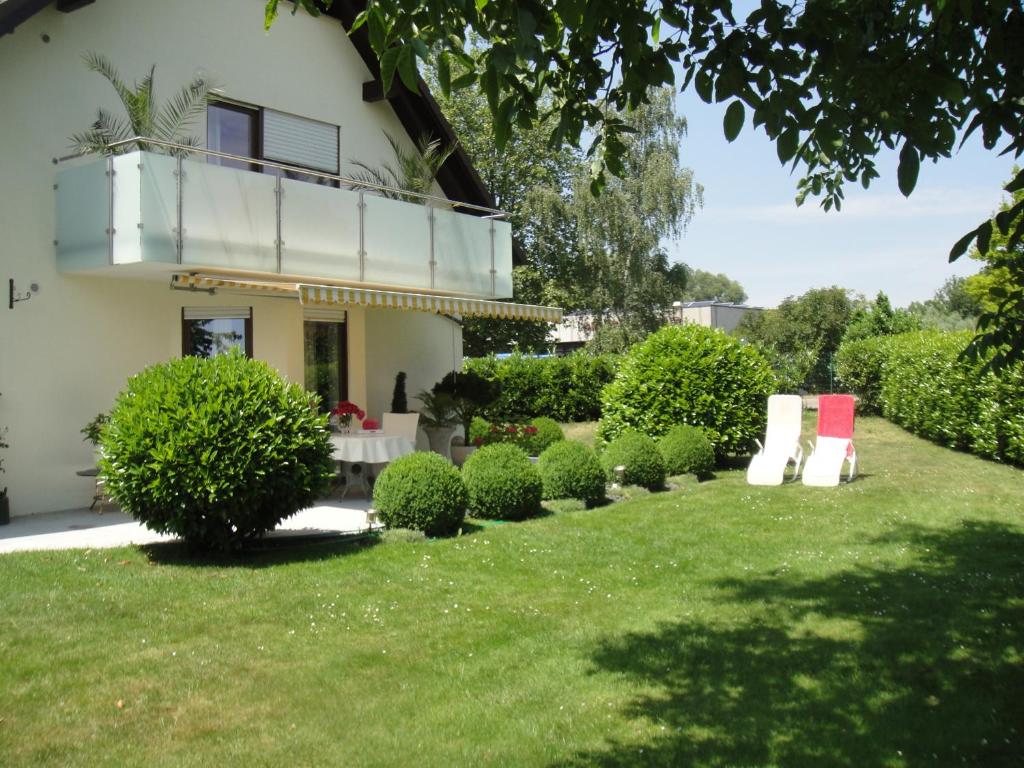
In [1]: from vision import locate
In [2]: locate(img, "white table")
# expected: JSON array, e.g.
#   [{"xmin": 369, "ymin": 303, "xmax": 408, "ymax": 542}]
[{"xmin": 329, "ymin": 433, "xmax": 416, "ymax": 497}]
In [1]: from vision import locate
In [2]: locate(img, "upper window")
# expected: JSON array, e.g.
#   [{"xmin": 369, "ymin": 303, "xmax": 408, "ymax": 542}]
[{"xmin": 206, "ymin": 102, "xmax": 340, "ymax": 185}]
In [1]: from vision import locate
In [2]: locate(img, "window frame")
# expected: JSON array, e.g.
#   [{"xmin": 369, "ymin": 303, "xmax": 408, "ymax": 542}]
[{"xmin": 181, "ymin": 306, "xmax": 254, "ymax": 359}]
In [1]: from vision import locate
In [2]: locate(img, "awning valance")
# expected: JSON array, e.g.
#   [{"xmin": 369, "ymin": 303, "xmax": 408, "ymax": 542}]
[{"xmin": 170, "ymin": 274, "xmax": 562, "ymax": 323}]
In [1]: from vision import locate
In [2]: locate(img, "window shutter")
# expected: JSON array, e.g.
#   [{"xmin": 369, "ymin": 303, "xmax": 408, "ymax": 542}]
[
  {"xmin": 183, "ymin": 307, "xmax": 252, "ymax": 320},
  {"xmin": 262, "ymin": 110, "xmax": 339, "ymax": 173}
]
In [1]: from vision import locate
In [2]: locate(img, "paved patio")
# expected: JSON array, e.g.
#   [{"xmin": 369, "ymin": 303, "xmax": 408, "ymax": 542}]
[{"xmin": 0, "ymin": 498, "xmax": 376, "ymax": 553}]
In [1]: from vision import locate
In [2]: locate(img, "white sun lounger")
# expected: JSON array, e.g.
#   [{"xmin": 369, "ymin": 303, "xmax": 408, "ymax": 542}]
[
  {"xmin": 802, "ymin": 394, "xmax": 857, "ymax": 487},
  {"xmin": 746, "ymin": 394, "xmax": 804, "ymax": 486}
]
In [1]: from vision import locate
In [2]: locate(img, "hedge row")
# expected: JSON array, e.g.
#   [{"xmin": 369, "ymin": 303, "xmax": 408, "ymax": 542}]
[
  {"xmin": 463, "ymin": 352, "xmax": 619, "ymax": 422},
  {"xmin": 836, "ymin": 330, "xmax": 1024, "ymax": 465}
]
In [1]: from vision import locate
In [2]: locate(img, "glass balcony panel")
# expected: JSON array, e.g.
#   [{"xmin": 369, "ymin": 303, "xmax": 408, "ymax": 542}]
[
  {"xmin": 138, "ymin": 152, "xmax": 179, "ymax": 264},
  {"xmin": 433, "ymin": 207, "xmax": 494, "ymax": 297},
  {"xmin": 55, "ymin": 160, "xmax": 110, "ymax": 271},
  {"xmin": 280, "ymin": 178, "xmax": 360, "ymax": 281},
  {"xmin": 110, "ymin": 155, "xmax": 142, "ymax": 264},
  {"xmin": 361, "ymin": 195, "xmax": 431, "ymax": 289},
  {"xmin": 492, "ymin": 220, "xmax": 514, "ymax": 298},
  {"xmin": 180, "ymin": 158, "xmax": 277, "ymax": 272}
]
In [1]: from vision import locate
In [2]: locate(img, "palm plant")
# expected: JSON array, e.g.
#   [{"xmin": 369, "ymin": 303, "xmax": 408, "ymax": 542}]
[
  {"xmin": 69, "ymin": 52, "xmax": 213, "ymax": 157},
  {"xmin": 349, "ymin": 130, "xmax": 456, "ymax": 203}
]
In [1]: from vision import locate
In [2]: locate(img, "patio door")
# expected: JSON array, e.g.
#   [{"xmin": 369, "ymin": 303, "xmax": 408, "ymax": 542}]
[{"xmin": 303, "ymin": 313, "xmax": 347, "ymax": 413}]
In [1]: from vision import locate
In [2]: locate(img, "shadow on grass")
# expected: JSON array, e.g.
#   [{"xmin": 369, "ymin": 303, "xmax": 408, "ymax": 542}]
[
  {"xmin": 556, "ymin": 521, "xmax": 1024, "ymax": 767},
  {"xmin": 140, "ymin": 531, "xmax": 380, "ymax": 568}
]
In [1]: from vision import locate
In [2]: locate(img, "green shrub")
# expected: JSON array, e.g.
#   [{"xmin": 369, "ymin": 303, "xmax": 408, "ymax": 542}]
[
  {"xmin": 468, "ymin": 416, "xmax": 492, "ymax": 445},
  {"xmin": 464, "ymin": 352, "xmax": 619, "ymax": 422},
  {"xmin": 372, "ymin": 452, "xmax": 468, "ymax": 536},
  {"xmin": 537, "ymin": 441, "xmax": 606, "ymax": 506},
  {"xmin": 658, "ymin": 425, "xmax": 715, "ymax": 477},
  {"xmin": 461, "ymin": 443, "xmax": 543, "ymax": 520},
  {"xmin": 835, "ymin": 336, "xmax": 894, "ymax": 414},
  {"xmin": 600, "ymin": 432, "xmax": 666, "ymax": 490},
  {"xmin": 525, "ymin": 417, "xmax": 565, "ymax": 455},
  {"xmin": 99, "ymin": 351, "xmax": 334, "ymax": 552},
  {"xmin": 835, "ymin": 329, "xmax": 1024, "ymax": 466},
  {"xmin": 597, "ymin": 325, "xmax": 776, "ymax": 454}
]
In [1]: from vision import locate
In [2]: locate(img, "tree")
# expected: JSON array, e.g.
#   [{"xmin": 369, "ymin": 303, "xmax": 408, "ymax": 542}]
[
  {"xmin": 842, "ymin": 291, "xmax": 921, "ymax": 343},
  {"xmin": 907, "ymin": 276, "xmax": 980, "ymax": 331},
  {"xmin": 682, "ymin": 269, "xmax": 747, "ymax": 304},
  {"xmin": 268, "ymin": 0, "xmax": 1024, "ymax": 365},
  {"xmin": 736, "ymin": 286, "xmax": 855, "ymax": 392},
  {"xmin": 962, "ymin": 171, "xmax": 1024, "ymax": 368},
  {"xmin": 69, "ymin": 52, "xmax": 212, "ymax": 156}
]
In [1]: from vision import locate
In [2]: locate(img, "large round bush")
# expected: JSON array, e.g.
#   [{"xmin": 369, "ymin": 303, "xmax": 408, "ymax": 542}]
[
  {"xmin": 597, "ymin": 325, "xmax": 775, "ymax": 455},
  {"xmin": 525, "ymin": 417, "xmax": 565, "ymax": 456},
  {"xmin": 100, "ymin": 351, "xmax": 334, "ymax": 551},
  {"xmin": 373, "ymin": 452, "xmax": 468, "ymax": 536},
  {"xmin": 461, "ymin": 443, "xmax": 543, "ymax": 520},
  {"xmin": 537, "ymin": 441, "xmax": 606, "ymax": 506},
  {"xmin": 600, "ymin": 432, "xmax": 666, "ymax": 490},
  {"xmin": 658, "ymin": 425, "xmax": 715, "ymax": 477}
]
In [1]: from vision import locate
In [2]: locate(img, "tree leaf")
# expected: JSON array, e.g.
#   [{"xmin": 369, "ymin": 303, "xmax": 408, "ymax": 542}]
[
  {"xmin": 437, "ymin": 51, "xmax": 452, "ymax": 97},
  {"xmin": 396, "ymin": 46, "xmax": 419, "ymax": 91},
  {"xmin": 948, "ymin": 227, "xmax": 978, "ymax": 262},
  {"xmin": 379, "ymin": 47, "xmax": 401, "ymax": 94},
  {"xmin": 723, "ymin": 100, "xmax": 745, "ymax": 142},
  {"xmin": 776, "ymin": 128, "xmax": 799, "ymax": 163},
  {"xmin": 694, "ymin": 71, "xmax": 713, "ymax": 104},
  {"xmin": 897, "ymin": 142, "xmax": 919, "ymax": 197}
]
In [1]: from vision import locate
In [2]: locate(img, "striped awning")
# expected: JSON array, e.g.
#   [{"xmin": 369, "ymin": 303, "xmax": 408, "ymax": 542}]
[{"xmin": 170, "ymin": 274, "xmax": 562, "ymax": 323}]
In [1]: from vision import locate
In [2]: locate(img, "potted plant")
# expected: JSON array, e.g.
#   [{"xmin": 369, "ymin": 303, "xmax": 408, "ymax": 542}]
[
  {"xmin": 81, "ymin": 412, "xmax": 109, "ymax": 461},
  {"xmin": 390, "ymin": 371, "xmax": 408, "ymax": 414},
  {"xmin": 432, "ymin": 371, "xmax": 499, "ymax": 466},
  {"xmin": 415, "ymin": 390, "xmax": 458, "ymax": 459},
  {"xmin": 329, "ymin": 400, "xmax": 366, "ymax": 434},
  {"xmin": 0, "ymin": 394, "xmax": 9, "ymax": 525}
]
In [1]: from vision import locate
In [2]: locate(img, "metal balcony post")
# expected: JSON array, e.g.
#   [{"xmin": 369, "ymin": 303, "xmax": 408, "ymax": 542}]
[
  {"xmin": 106, "ymin": 156, "xmax": 114, "ymax": 265},
  {"xmin": 275, "ymin": 174, "xmax": 283, "ymax": 273},
  {"xmin": 358, "ymin": 192, "xmax": 366, "ymax": 282},
  {"xmin": 428, "ymin": 206, "xmax": 436, "ymax": 289},
  {"xmin": 175, "ymin": 155, "xmax": 183, "ymax": 264}
]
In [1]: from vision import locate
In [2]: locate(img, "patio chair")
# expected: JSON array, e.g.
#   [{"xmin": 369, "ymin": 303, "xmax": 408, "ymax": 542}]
[
  {"xmin": 746, "ymin": 394, "xmax": 804, "ymax": 486},
  {"xmin": 802, "ymin": 394, "xmax": 857, "ymax": 487},
  {"xmin": 382, "ymin": 412, "xmax": 420, "ymax": 445}
]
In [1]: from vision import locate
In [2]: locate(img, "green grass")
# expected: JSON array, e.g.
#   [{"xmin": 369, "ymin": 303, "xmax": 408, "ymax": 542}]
[{"xmin": 2, "ymin": 417, "xmax": 1023, "ymax": 766}]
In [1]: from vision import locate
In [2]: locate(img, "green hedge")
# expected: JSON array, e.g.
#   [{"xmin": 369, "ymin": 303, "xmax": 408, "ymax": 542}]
[
  {"xmin": 463, "ymin": 352, "xmax": 619, "ymax": 422},
  {"xmin": 597, "ymin": 325, "xmax": 776, "ymax": 454},
  {"xmin": 836, "ymin": 330, "xmax": 1024, "ymax": 465},
  {"xmin": 834, "ymin": 336, "xmax": 895, "ymax": 414},
  {"xmin": 461, "ymin": 444, "xmax": 543, "ymax": 520},
  {"xmin": 658, "ymin": 425, "xmax": 715, "ymax": 477},
  {"xmin": 600, "ymin": 432, "xmax": 666, "ymax": 490},
  {"xmin": 537, "ymin": 441, "xmax": 606, "ymax": 506},
  {"xmin": 373, "ymin": 452, "xmax": 468, "ymax": 536},
  {"xmin": 99, "ymin": 351, "xmax": 334, "ymax": 552}
]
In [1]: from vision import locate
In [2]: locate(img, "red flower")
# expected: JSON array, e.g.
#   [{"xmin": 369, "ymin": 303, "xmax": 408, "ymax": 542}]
[
  {"xmin": 525, "ymin": 426, "xmax": 538, "ymax": 434},
  {"xmin": 330, "ymin": 400, "xmax": 363, "ymax": 416},
  {"xmin": 506, "ymin": 426, "xmax": 518, "ymax": 434},
  {"xmin": 473, "ymin": 436, "xmax": 483, "ymax": 446}
]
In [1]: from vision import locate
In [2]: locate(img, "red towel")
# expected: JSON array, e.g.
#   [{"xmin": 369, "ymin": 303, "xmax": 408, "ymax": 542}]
[{"xmin": 818, "ymin": 394, "xmax": 856, "ymax": 440}]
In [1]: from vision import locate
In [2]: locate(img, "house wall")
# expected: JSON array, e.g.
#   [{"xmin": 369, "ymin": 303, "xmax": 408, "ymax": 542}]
[{"xmin": 0, "ymin": 0, "xmax": 458, "ymax": 516}]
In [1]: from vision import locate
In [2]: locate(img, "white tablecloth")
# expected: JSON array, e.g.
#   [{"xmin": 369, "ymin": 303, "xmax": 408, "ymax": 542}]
[{"xmin": 330, "ymin": 434, "xmax": 415, "ymax": 464}]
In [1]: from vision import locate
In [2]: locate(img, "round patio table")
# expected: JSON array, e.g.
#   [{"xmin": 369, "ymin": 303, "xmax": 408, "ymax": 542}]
[{"xmin": 329, "ymin": 433, "xmax": 415, "ymax": 497}]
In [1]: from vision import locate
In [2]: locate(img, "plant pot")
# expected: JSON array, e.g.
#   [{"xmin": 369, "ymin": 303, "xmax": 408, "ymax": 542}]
[
  {"xmin": 423, "ymin": 425, "xmax": 456, "ymax": 460},
  {"xmin": 451, "ymin": 445, "xmax": 477, "ymax": 467},
  {"xmin": 0, "ymin": 494, "xmax": 9, "ymax": 526}
]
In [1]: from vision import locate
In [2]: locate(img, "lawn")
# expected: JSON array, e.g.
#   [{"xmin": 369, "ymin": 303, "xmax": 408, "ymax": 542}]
[{"xmin": 1, "ymin": 417, "xmax": 1022, "ymax": 767}]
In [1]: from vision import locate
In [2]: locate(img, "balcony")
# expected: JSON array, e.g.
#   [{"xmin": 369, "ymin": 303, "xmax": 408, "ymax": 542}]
[{"xmin": 54, "ymin": 142, "xmax": 513, "ymax": 299}]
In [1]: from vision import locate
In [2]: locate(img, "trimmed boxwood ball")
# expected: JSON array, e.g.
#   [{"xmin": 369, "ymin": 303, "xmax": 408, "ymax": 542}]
[
  {"xmin": 525, "ymin": 416, "xmax": 565, "ymax": 456},
  {"xmin": 372, "ymin": 452, "xmax": 467, "ymax": 536},
  {"xmin": 537, "ymin": 440, "xmax": 606, "ymax": 506},
  {"xmin": 99, "ymin": 350, "xmax": 335, "ymax": 552},
  {"xmin": 659, "ymin": 425, "xmax": 715, "ymax": 477},
  {"xmin": 600, "ymin": 432, "xmax": 666, "ymax": 490},
  {"xmin": 461, "ymin": 443, "xmax": 543, "ymax": 520},
  {"xmin": 597, "ymin": 324, "xmax": 775, "ymax": 455}
]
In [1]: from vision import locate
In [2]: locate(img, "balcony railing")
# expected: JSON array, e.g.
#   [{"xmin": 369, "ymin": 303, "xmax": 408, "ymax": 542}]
[{"xmin": 54, "ymin": 137, "xmax": 513, "ymax": 298}]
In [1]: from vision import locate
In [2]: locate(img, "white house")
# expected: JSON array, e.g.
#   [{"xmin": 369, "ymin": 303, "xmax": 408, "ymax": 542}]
[{"xmin": 0, "ymin": 0, "xmax": 560, "ymax": 517}]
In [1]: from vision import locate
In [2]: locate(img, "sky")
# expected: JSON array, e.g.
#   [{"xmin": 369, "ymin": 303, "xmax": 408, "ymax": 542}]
[{"xmin": 668, "ymin": 89, "xmax": 1016, "ymax": 309}]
